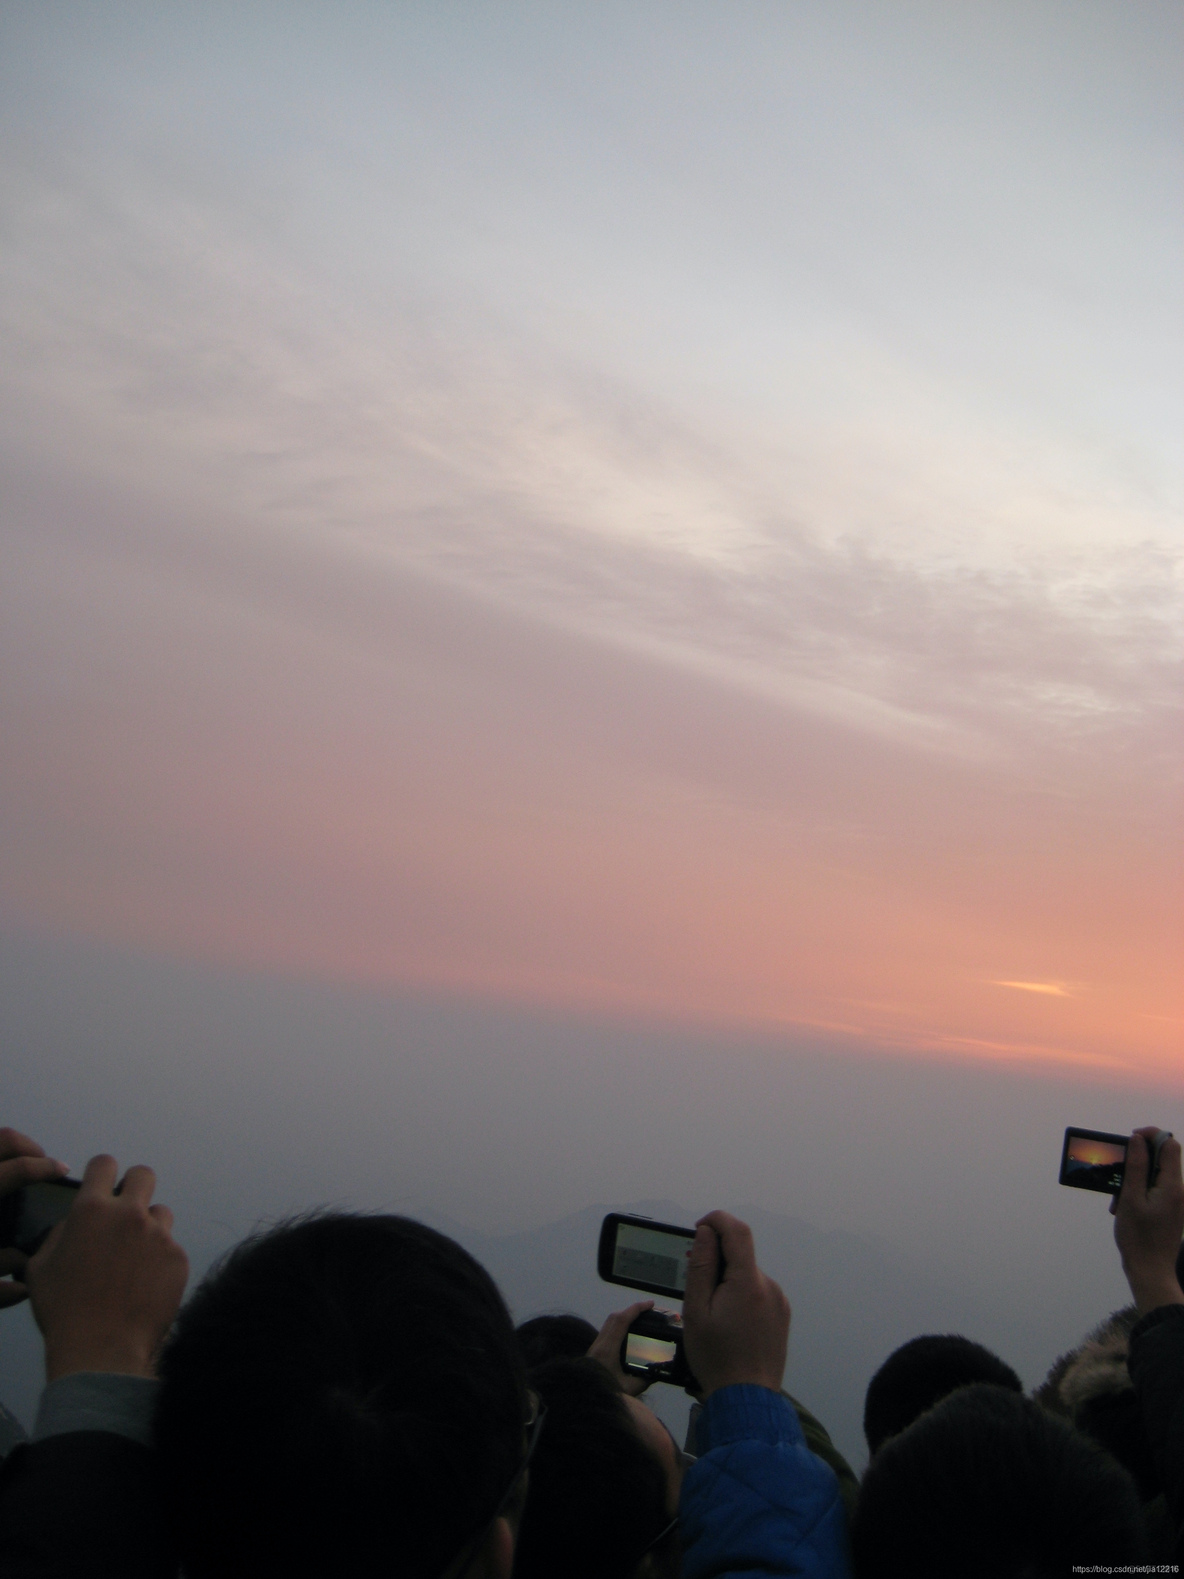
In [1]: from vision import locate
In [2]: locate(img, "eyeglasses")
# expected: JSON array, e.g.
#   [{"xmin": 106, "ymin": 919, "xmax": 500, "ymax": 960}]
[{"xmin": 437, "ymin": 1397, "xmax": 548, "ymax": 1579}]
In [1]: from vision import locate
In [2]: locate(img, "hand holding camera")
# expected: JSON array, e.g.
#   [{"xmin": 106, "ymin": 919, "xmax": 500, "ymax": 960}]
[
  {"xmin": 682, "ymin": 1210, "xmax": 790, "ymax": 1398},
  {"xmin": 27, "ymin": 1152, "xmax": 189, "ymax": 1381},
  {"xmin": 586, "ymin": 1300, "xmax": 657, "ymax": 1395},
  {"xmin": 1111, "ymin": 1127, "xmax": 1184, "ymax": 1316}
]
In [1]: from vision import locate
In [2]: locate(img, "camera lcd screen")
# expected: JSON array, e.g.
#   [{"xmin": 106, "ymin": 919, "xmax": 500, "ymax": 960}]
[
  {"xmin": 8, "ymin": 1179, "xmax": 80, "ymax": 1255},
  {"xmin": 1060, "ymin": 1130, "xmax": 1127, "ymax": 1194},
  {"xmin": 625, "ymin": 1331, "xmax": 678, "ymax": 1371},
  {"xmin": 612, "ymin": 1223, "xmax": 689, "ymax": 1296}
]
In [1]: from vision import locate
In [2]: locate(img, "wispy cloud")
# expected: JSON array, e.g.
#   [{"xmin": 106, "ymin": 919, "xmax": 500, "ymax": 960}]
[
  {"xmin": 992, "ymin": 981, "xmax": 1073, "ymax": 998},
  {"xmin": 0, "ymin": 5, "xmax": 1180, "ymax": 1081}
]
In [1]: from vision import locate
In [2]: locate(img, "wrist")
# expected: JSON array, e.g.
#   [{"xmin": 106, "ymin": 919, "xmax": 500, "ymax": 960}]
[
  {"xmin": 43, "ymin": 1334, "xmax": 158, "ymax": 1383},
  {"xmin": 1124, "ymin": 1273, "xmax": 1184, "ymax": 1317}
]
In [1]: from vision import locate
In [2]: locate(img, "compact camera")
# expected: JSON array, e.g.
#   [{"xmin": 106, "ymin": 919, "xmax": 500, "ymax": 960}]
[
  {"xmin": 1058, "ymin": 1128, "xmax": 1172, "ymax": 1196},
  {"xmin": 620, "ymin": 1307, "xmax": 698, "ymax": 1391},
  {"xmin": 0, "ymin": 1177, "xmax": 82, "ymax": 1257}
]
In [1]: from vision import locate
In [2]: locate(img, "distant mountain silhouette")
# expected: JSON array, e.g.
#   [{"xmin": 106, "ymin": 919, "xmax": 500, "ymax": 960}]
[{"xmin": 422, "ymin": 1199, "xmax": 994, "ymax": 1468}]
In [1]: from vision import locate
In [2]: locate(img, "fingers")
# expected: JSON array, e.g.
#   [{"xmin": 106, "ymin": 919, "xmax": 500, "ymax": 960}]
[
  {"xmin": 594, "ymin": 1301, "xmax": 652, "ymax": 1346},
  {"xmin": 0, "ymin": 1128, "xmax": 47, "ymax": 1162},
  {"xmin": 118, "ymin": 1166, "xmax": 157, "ymax": 1209},
  {"xmin": 696, "ymin": 1210, "xmax": 756, "ymax": 1278},
  {"xmin": 588, "ymin": 1300, "xmax": 652, "ymax": 1360},
  {"xmin": 616, "ymin": 1300, "xmax": 653, "ymax": 1327},
  {"xmin": 0, "ymin": 1153, "xmax": 70, "ymax": 1198},
  {"xmin": 148, "ymin": 1204, "xmax": 174, "ymax": 1233},
  {"xmin": 1153, "ymin": 1135, "xmax": 1182, "ymax": 1191},
  {"xmin": 1123, "ymin": 1132, "xmax": 1149, "ymax": 1198},
  {"xmin": 79, "ymin": 1155, "xmax": 120, "ymax": 1198},
  {"xmin": 684, "ymin": 1222, "xmax": 721, "ymax": 1313},
  {"xmin": 0, "ymin": 1245, "xmax": 29, "ymax": 1308}
]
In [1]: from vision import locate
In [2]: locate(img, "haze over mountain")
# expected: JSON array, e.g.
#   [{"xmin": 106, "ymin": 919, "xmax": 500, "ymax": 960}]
[{"xmin": 0, "ymin": 929, "xmax": 1152, "ymax": 1469}]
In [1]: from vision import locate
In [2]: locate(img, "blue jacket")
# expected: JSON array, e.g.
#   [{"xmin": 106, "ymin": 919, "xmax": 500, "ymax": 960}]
[{"xmin": 680, "ymin": 1384, "xmax": 850, "ymax": 1579}]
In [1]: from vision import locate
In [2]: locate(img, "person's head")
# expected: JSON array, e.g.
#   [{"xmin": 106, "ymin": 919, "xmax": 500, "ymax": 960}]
[
  {"xmin": 863, "ymin": 1333, "xmax": 1022, "ymax": 1456},
  {"xmin": 513, "ymin": 1358, "xmax": 684, "ymax": 1579},
  {"xmin": 1035, "ymin": 1307, "xmax": 1160, "ymax": 1499},
  {"xmin": 515, "ymin": 1312, "xmax": 598, "ymax": 1369},
  {"xmin": 155, "ymin": 1212, "xmax": 530, "ymax": 1579},
  {"xmin": 852, "ymin": 1383, "xmax": 1146, "ymax": 1579}
]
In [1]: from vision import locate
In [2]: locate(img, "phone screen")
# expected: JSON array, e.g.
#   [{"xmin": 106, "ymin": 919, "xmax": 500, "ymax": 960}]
[
  {"xmin": 11, "ymin": 1179, "xmax": 80, "ymax": 1254},
  {"xmin": 625, "ymin": 1331, "xmax": 678, "ymax": 1372},
  {"xmin": 612, "ymin": 1222, "xmax": 690, "ymax": 1296},
  {"xmin": 1060, "ymin": 1129, "xmax": 1127, "ymax": 1194}
]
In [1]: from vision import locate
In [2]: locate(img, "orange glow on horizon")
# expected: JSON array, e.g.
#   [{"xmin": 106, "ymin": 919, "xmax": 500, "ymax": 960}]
[{"xmin": 3, "ymin": 508, "xmax": 1179, "ymax": 1093}]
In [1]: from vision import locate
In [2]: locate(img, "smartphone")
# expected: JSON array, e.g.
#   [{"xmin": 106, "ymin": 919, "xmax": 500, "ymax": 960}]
[
  {"xmin": 597, "ymin": 1213, "xmax": 696, "ymax": 1299},
  {"xmin": 0, "ymin": 1178, "xmax": 82, "ymax": 1256},
  {"xmin": 621, "ymin": 1308, "xmax": 697, "ymax": 1391},
  {"xmin": 1058, "ymin": 1128, "xmax": 1172, "ymax": 1196}
]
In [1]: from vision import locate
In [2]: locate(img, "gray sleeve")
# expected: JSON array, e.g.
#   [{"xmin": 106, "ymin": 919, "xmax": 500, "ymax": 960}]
[
  {"xmin": 0, "ymin": 1401, "xmax": 29, "ymax": 1460},
  {"xmin": 32, "ymin": 1372, "xmax": 160, "ymax": 1448}
]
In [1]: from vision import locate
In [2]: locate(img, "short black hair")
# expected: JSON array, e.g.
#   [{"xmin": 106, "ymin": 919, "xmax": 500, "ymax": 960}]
[
  {"xmin": 513, "ymin": 1359, "xmax": 676, "ymax": 1579},
  {"xmin": 852, "ymin": 1383, "xmax": 1147, "ymax": 1579},
  {"xmin": 155, "ymin": 1213, "xmax": 528, "ymax": 1579},
  {"xmin": 515, "ymin": 1312, "xmax": 598, "ymax": 1369},
  {"xmin": 863, "ymin": 1333, "xmax": 1023, "ymax": 1455}
]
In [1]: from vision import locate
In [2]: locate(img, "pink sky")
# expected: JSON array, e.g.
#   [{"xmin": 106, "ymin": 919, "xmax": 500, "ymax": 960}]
[{"xmin": 1, "ymin": 3, "xmax": 1181, "ymax": 1087}]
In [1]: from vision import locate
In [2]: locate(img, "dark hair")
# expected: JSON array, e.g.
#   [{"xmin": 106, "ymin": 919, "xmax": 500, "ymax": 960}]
[
  {"xmin": 513, "ymin": 1359, "xmax": 676, "ymax": 1579},
  {"xmin": 852, "ymin": 1383, "xmax": 1147, "ymax": 1578},
  {"xmin": 155, "ymin": 1213, "xmax": 528, "ymax": 1579},
  {"xmin": 863, "ymin": 1333, "xmax": 1023, "ymax": 1455},
  {"xmin": 515, "ymin": 1312, "xmax": 598, "ymax": 1369}
]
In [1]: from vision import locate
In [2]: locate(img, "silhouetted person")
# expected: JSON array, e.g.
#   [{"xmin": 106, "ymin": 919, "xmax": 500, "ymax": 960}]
[
  {"xmin": 515, "ymin": 1312, "xmax": 598, "ymax": 1369},
  {"xmin": 863, "ymin": 1333, "xmax": 1022, "ymax": 1456},
  {"xmin": 515, "ymin": 1358, "xmax": 680, "ymax": 1579},
  {"xmin": 852, "ymin": 1383, "xmax": 1146, "ymax": 1578},
  {"xmin": 156, "ymin": 1213, "xmax": 533, "ymax": 1579},
  {"xmin": 1110, "ymin": 1128, "xmax": 1184, "ymax": 1563},
  {"xmin": 1036, "ymin": 1306, "xmax": 1163, "ymax": 1504}
]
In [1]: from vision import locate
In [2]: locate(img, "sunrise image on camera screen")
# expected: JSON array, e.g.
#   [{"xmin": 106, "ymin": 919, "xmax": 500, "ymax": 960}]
[
  {"xmin": 626, "ymin": 1332, "xmax": 677, "ymax": 1369},
  {"xmin": 612, "ymin": 1223, "xmax": 689, "ymax": 1292},
  {"xmin": 1063, "ymin": 1135, "xmax": 1126, "ymax": 1191}
]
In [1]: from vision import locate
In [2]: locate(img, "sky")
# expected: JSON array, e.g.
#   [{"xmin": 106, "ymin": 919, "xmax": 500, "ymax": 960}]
[{"xmin": 0, "ymin": 0, "xmax": 1181, "ymax": 1432}]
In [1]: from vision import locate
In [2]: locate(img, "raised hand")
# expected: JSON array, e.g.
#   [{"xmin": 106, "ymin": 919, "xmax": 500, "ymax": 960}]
[
  {"xmin": 682, "ymin": 1209, "xmax": 790, "ymax": 1398},
  {"xmin": 586, "ymin": 1300, "xmax": 655, "ymax": 1395},
  {"xmin": 1112, "ymin": 1127, "xmax": 1184, "ymax": 1316},
  {"xmin": 27, "ymin": 1153, "xmax": 189, "ymax": 1380}
]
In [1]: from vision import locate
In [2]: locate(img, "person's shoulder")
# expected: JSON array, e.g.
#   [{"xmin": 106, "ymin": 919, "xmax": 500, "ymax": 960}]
[
  {"xmin": 0, "ymin": 1432, "xmax": 172, "ymax": 1579},
  {"xmin": 696, "ymin": 1384, "xmax": 805, "ymax": 1452},
  {"xmin": 1131, "ymin": 1303, "xmax": 1184, "ymax": 1343},
  {"xmin": 0, "ymin": 1401, "xmax": 28, "ymax": 1461},
  {"xmin": 680, "ymin": 1416, "xmax": 848, "ymax": 1579}
]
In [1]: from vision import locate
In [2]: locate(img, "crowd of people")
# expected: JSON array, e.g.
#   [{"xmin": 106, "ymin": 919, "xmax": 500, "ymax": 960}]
[{"xmin": 0, "ymin": 1121, "xmax": 1181, "ymax": 1578}]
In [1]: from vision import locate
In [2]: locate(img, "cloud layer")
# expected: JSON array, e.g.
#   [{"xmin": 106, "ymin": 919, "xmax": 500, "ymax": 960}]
[{"xmin": 1, "ymin": 2, "xmax": 1180, "ymax": 1079}]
